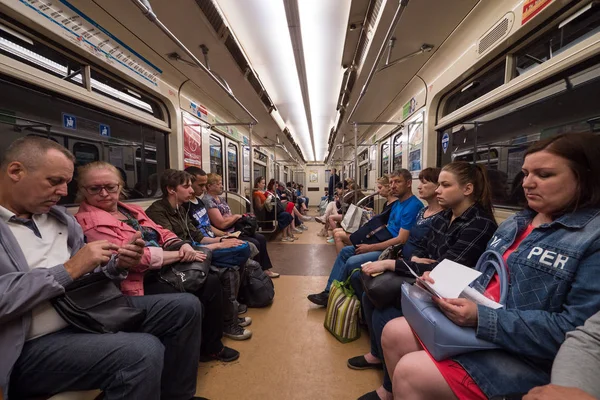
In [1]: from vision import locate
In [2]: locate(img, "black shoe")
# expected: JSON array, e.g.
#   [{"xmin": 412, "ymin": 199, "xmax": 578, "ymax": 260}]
[
  {"xmin": 347, "ymin": 355, "xmax": 384, "ymax": 370},
  {"xmin": 357, "ymin": 391, "xmax": 382, "ymax": 400},
  {"xmin": 238, "ymin": 303, "xmax": 248, "ymax": 315},
  {"xmin": 307, "ymin": 291, "xmax": 329, "ymax": 306},
  {"xmin": 199, "ymin": 346, "xmax": 240, "ymax": 362}
]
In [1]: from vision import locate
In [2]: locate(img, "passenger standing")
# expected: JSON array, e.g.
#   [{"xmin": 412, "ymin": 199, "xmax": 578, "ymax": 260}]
[
  {"xmin": 381, "ymin": 133, "xmax": 600, "ymax": 400},
  {"xmin": 328, "ymin": 168, "xmax": 340, "ymax": 201},
  {"xmin": 1, "ymin": 137, "xmax": 205, "ymax": 400}
]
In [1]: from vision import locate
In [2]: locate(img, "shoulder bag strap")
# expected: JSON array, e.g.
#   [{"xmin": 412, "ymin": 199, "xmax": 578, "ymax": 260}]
[{"xmin": 475, "ymin": 250, "xmax": 509, "ymax": 305}]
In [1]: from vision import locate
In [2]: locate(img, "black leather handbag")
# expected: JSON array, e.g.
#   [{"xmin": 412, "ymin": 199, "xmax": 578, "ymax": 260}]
[
  {"xmin": 349, "ymin": 208, "xmax": 393, "ymax": 246},
  {"xmin": 361, "ymin": 271, "xmax": 415, "ymax": 309},
  {"xmin": 360, "ymin": 244, "xmax": 413, "ymax": 309},
  {"xmin": 52, "ymin": 272, "xmax": 146, "ymax": 334},
  {"xmin": 159, "ymin": 247, "xmax": 212, "ymax": 292},
  {"xmin": 235, "ymin": 214, "xmax": 258, "ymax": 237}
]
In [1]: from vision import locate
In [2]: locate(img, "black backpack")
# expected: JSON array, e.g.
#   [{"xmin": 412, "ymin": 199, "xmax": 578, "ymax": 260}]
[{"xmin": 239, "ymin": 259, "xmax": 274, "ymax": 307}]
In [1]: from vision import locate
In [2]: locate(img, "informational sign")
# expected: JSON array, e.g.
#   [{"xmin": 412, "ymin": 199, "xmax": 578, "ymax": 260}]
[
  {"xmin": 190, "ymin": 102, "xmax": 208, "ymax": 120},
  {"xmin": 408, "ymin": 114, "xmax": 423, "ymax": 172},
  {"xmin": 243, "ymin": 136, "xmax": 249, "ymax": 145},
  {"xmin": 402, "ymin": 97, "xmax": 417, "ymax": 119},
  {"xmin": 99, "ymin": 124, "xmax": 110, "ymax": 137},
  {"xmin": 522, "ymin": 0, "xmax": 553, "ymax": 25},
  {"xmin": 16, "ymin": 0, "xmax": 162, "ymax": 90},
  {"xmin": 309, "ymin": 170, "xmax": 318, "ymax": 183},
  {"xmin": 242, "ymin": 147, "xmax": 250, "ymax": 182},
  {"xmin": 183, "ymin": 115, "xmax": 203, "ymax": 169},
  {"xmin": 441, "ymin": 132, "xmax": 449, "ymax": 154},
  {"xmin": 62, "ymin": 113, "xmax": 76, "ymax": 130}
]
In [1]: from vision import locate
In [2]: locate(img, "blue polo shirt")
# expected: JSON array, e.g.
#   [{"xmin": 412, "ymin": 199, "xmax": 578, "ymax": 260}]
[{"xmin": 386, "ymin": 195, "xmax": 423, "ymax": 236}]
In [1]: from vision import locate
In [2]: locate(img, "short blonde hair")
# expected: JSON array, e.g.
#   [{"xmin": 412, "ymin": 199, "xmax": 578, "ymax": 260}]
[
  {"xmin": 76, "ymin": 161, "xmax": 125, "ymax": 203},
  {"xmin": 377, "ymin": 175, "xmax": 390, "ymax": 185},
  {"xmin": 206, "ymin": 173, "xmax": 222, "ymax": 186}
]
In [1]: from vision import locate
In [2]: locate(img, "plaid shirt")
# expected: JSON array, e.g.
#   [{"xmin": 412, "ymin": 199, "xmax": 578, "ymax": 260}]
[{"xmin": 395, "ymin": 203, "xmax": 497, "ymax": 275}]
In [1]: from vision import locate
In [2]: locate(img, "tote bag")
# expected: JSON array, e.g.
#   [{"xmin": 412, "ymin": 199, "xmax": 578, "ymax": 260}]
[
  {"xmin": 324, "ymin": 269, "xmax": 362, "ymax": 343},
  {"xmin": 341, "ymin": 204, "xmax": 363, "ymax": 233}
]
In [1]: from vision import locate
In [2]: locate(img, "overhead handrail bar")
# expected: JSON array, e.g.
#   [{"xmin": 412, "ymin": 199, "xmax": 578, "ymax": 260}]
[{"xmin": 131, "ymin": 0, "xmax": 258, "ymax": 124}]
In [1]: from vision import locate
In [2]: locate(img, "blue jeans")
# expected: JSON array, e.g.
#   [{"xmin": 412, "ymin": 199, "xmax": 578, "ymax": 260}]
[
  {"xmin": 325, "ymin": 246, "xmax": 382, "ymax": 292},
  {"xmin": 362, "ymin": 293, "xmax": 404, "ymax": 392},
  {"xmin": 9, "ymin": 293, "xmax": 202, "ymax": 400}
]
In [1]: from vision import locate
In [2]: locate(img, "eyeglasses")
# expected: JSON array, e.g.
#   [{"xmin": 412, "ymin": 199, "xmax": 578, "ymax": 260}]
[{"xmin": 84, "ymin": 184, "xmax": 120, "ymax": 195}]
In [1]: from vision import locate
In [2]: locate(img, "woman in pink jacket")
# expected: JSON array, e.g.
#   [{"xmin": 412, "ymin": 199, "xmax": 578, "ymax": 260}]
[{"xmin": 74, "ymin": 161, "xmax": 240, "ymax": 363}]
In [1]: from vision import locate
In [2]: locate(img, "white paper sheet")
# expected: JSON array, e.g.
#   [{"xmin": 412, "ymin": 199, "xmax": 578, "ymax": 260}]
[{"xmin": 428, "ymin": 259, "xmax": 482, "ymax": 298}]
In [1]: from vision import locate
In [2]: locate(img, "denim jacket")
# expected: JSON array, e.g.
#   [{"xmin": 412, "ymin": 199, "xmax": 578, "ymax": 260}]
[{"xmin": 454, "ymin": 207, "xmax": 600, "ymax": 397}]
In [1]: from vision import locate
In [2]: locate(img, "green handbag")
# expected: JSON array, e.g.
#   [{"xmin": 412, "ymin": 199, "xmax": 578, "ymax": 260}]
[{"xmin": 324, "ymin": 268, "xmax": 362, "ymax": 343}]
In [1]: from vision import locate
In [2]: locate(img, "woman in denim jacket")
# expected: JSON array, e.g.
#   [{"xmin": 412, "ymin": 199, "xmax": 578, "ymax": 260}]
[{"xmin": 380, "ymin": 133, "xmax": 600, "ymax": 399}]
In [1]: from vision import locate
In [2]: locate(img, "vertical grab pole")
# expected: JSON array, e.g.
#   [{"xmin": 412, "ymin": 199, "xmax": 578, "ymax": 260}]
[
  {"xmin": 354, "ymin": 122, "xmax": 359, "ymax": 205},
  {"xmin": 249, "ymin": 123, "xmax": 254, "ymax": 213}
]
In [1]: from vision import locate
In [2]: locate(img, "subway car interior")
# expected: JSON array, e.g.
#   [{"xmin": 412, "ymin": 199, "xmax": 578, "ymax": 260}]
[{"xmin": 1, "ymin": 0, "xmax": 600, "ymax": 399}]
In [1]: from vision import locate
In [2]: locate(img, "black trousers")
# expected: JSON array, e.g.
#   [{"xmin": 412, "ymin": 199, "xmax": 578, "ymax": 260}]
[
  {"xmin": 243, "ymin": 232, "xmax": 273, "ymax": 270},
  {"xmin": 144, "ymin": 271, "xmax": 224, "ymax": 355}
]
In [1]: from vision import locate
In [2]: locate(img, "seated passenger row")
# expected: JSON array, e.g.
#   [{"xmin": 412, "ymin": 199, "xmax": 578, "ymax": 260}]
[
  {"xmin": 0, "ymin": 136, "xmax": 279, "ymax": 399},
  {"xmin": 310, "ymin": 133, "xmax": 600, "ymax": 400}
]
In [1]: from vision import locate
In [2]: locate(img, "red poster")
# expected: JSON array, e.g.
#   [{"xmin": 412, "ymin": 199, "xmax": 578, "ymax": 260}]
[
  {"xmin": 183, "ymin": 117, "xmax": 202, "ymax": 169},
  {"xmin": 522, "ymin": 0, "xmax": 553, "ymax": 25}
]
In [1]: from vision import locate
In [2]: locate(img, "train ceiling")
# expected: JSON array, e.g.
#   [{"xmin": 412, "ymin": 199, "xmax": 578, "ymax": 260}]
[{"xmin": 64, "ymin": 0, "xmax": 478, "ymax": 164}]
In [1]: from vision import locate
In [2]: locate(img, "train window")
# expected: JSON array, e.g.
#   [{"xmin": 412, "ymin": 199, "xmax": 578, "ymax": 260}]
[
  {"xmin": 254, "ymin": 149, "xmax": 268, "ymax": 162},
  {"xmin": 209, "ymin": 135, "xmax": 223, "ymax": 176},
  {"xmin": 0, "ymin": 24, "xmax": 84, "ymax": 88},
  {"xmin": 442, "ymin": 61, "xmax": 506, "ymax": 117},
  {"xmin": 72, "ymin": 142, "xmax": 99, "ymax": 165},
  {"xmin": 253, "ymin": 162, "xmax": 267, "ymax": 182},
  {"xmin": 275, "ymin": 164, "xmax": 280, "ymax": 182},
  {"xmin": 89, "ymin": 70, "xmax": 163, "ymax": 119},
  {"xmin": 283, "ymin": 167, "xmax": 289, "ymax": 185},
  {"xmin": 393, "ymin": 134, "xmax": 403, "ymax": 171},
  {"xmin": 380, "ymin": 142, "xmax": 390, "ymax": 175},
  {"xmin": 227, "ymin": 143, "xmax": 238, "ymax": 192},
  {"xmin": 514, "ymin": 4, "xmax": 600, "ymax": 78},
  {"xmin": 0, "ymin": 19, "xmax": 165, "ymax": 121},
  {"xmin": 439, "ymin": 58, "xmax": 600, "ymax": 209},
  {"xmin": 359, "ymin": 163, "xmax": 369, "ymax": 190}
]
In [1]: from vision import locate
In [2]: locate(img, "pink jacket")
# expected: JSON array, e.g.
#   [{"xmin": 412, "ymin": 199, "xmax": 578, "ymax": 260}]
[{"xmin": 75, "ymin": 201, "xmax": 180, "ymax": 296}]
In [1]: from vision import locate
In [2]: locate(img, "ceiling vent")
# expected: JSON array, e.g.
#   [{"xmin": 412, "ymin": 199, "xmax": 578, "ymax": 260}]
[
  {"xmin": 224, "ymin": 29, "xmax": 249, "ymax": 74},
  {"xmin": 194, "ymin": 0, "xmax": 225, "ymax": 35},
  {"xmin": 477, "ymin": 12, "xmax": 514, "ymax": 56}
]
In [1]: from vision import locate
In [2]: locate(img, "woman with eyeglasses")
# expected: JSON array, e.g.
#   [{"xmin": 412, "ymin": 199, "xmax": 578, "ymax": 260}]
[{"xmin": 74, "ymin": 161, "xmax": 242, "ymax": 363}]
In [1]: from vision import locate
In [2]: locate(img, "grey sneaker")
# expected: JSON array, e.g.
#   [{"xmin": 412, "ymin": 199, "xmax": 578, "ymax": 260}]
[
  {"xmin": 223, "ymin": 324, "xmax": 252, "ymax": 340},
  {"xmin": 238, "ymin": 303, "xmax": 248, "ymax": 315},
  {"xmin": 238, "ymin": 316, "xmax": 252, "ymax": 327}
]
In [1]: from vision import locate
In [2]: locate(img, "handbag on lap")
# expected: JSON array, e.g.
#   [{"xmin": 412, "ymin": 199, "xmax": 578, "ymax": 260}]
[
  {"xmin": 324, "ymin": 268, "xmax": 362, "ymax": 343},
  {"xmin": 401, "ymin": 250, "xmax": 507, "ymax": 361},
  {"xmin": 349, "ymin": 208, "xmax": 393, "ymax": 246},
  {"xmin": 52, "ymin": 272, "xmax": 146, "ymax": 334},
  {"xmin": 159, "ymin": 247, "xmax": 212, "ymax": 292}
]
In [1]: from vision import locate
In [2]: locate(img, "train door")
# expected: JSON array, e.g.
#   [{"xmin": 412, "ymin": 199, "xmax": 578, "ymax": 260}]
[
  {"xmin": 393, "ymin": 133, "xmax": 403, "ymax": 171},
  {"xmin": 225, "ymin": 139, "xmax": 239, "ymax": 193}
]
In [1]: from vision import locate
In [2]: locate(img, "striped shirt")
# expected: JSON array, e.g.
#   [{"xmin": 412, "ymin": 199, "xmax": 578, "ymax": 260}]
[{"xmin": 395, "ymin": 203, "xmax": 497, "ymax": 276}]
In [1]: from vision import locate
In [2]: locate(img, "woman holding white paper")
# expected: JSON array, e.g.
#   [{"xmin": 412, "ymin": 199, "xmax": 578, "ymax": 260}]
[
  {"xmin": 380, "ymin": 133, "xmax": 600, "ymax": 400},
  {"xmin": 355, "ymin": 163, "xmax": 497, "ymax": 400}
]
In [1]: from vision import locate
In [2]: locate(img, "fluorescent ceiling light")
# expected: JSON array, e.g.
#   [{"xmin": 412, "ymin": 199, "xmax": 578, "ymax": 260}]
[
  {"xmin": 299, "ymin": 0, "xmax": 352, "ymax": 161},
  {"xmin": 270, "ymin": 109, "xmax": 286, "ymax": 132},
  {"xmin": 215, "ymin": 0, "xmax": 313, "ymax": 160}
]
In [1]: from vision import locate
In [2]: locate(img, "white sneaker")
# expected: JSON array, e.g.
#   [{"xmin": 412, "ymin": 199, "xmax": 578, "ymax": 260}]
[
  {"xmin": 299, "ymin": 225, "xmax": 309, "ymax": 230},
  {"xmin": 293, "ymin": 227, "xmax": 303, "ymax": 234},
  {"xmin": 281, "ymin": 236, "xmax": 294, "ymax": 242},
  {"xmin": 315, "ymin": 216, "xmax": 326, "ymax": 224},
  {"xmin": 301, "ymin": 215, "xmax": 312, "ymax": 221}
]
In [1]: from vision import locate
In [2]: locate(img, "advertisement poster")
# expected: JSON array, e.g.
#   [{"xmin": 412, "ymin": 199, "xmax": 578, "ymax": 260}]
[
  {"xmin": 309, "ymin": 170, "xmax": 318, "ymax": 183},
  {"xmin": 183, "ymin": 115, "xmax": 202, "ymax": 169},
  {"xmin": 408, "ymin": 116, "xmax": 423, "ymax": 172},
  {"xmin": 522, "ymin": 0, "xmax": 553, "ymax": 25},
  {"xmin": 243, "ymin": 147, "xmax": 250, "ymax": 182}
]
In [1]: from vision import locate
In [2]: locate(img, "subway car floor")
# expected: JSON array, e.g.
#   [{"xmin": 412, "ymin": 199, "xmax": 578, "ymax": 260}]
[{"xmin": 196, "ymin": 211, "xmax": 381, "ymax": 399}]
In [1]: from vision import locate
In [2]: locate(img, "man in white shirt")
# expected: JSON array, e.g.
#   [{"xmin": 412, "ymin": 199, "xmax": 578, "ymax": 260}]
[{"xmin": 0, "ymin": 136, "xmax": 205, "ymax": 400}]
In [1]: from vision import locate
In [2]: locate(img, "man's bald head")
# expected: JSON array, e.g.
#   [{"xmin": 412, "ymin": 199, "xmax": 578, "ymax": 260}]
[{"xmin": 1, "ymin": 136, "xmax": 75, "ymax": 170}]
